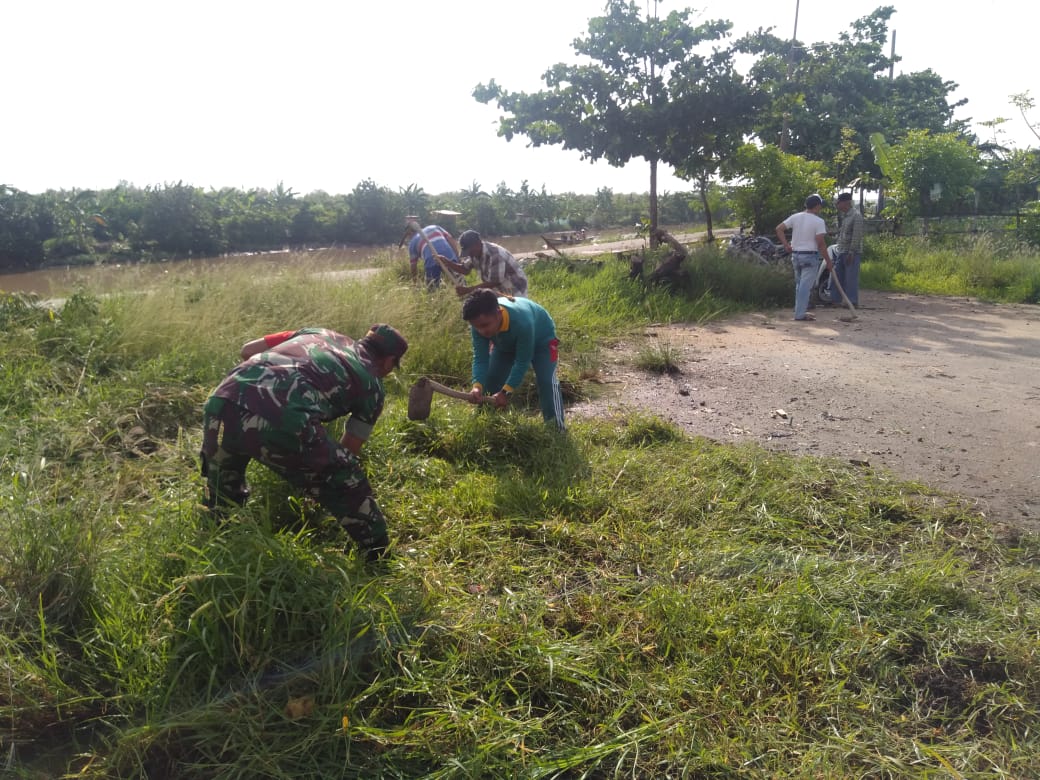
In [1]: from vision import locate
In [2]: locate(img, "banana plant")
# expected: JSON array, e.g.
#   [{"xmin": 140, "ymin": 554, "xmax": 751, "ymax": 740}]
[
  {"xmin": 869, "ymin": 132, "xmax": 895, "ymax": 180},
  {"xmin": 869, "ymin": 132, "xmax": 895, "ymax": 216}
]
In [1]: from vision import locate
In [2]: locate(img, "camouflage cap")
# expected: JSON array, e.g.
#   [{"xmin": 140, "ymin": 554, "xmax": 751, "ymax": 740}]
[{"xmin": 363, "ymin": 323, "xmax": 408, "ymax": 363}]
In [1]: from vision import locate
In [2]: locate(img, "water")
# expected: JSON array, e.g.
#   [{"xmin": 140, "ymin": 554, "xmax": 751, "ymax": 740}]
[{"xmin": 0, "ymin": 235, "xmax": 560, "ymax": 299}]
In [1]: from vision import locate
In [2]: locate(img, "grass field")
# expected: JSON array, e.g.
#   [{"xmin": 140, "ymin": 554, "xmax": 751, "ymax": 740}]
[{"xmin": 1, "ymin": 240, "xmax": 1038, "ymax": 778}]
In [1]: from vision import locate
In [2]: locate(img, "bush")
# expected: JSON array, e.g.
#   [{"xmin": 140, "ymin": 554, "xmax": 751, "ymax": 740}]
[
  {"xmin": 725, "ymin": 144, "xmax": 835, "ymax": 234},
  {"xmin": 1020, "ymin": 201, "xmax": 1040, "ymax": 248}
]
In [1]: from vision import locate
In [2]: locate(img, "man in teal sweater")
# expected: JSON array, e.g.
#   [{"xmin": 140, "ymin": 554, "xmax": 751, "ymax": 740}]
[{"xmin": 461, "ymin": 288, "xmax": 565, "ymax": 430}]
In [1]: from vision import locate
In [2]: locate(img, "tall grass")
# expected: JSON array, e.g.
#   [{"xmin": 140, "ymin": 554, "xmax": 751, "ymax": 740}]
[
  {"xmin": 863, "ymin": 233, "xmax": 1040, "ymax": 302},
  {"xmin": 1, "ymin": 246, "xmax": 1038, "ymax": 778}
]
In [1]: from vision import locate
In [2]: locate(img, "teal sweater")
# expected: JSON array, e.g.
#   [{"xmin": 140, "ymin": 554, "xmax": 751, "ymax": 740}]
[{"xmin": 470, "ymin": 297, "xmax": 557, "ymax": 392}]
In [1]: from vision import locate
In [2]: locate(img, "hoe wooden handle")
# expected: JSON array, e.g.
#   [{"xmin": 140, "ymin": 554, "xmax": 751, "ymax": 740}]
[{"xmin": 426, "ymin": 378, "xmax": 494, "ymax": 403}]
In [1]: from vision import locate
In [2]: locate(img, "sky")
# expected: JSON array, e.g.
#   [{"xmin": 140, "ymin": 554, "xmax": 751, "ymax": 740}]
[{"xmin": 3, "ymin": 0, "xmax": 1037, "ymax": 197}]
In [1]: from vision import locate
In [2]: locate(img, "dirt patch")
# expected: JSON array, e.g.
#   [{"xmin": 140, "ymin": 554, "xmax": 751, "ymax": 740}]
[{"xmin": 570, "ymin": 291, "xmax": 1040, "ymax": 533}]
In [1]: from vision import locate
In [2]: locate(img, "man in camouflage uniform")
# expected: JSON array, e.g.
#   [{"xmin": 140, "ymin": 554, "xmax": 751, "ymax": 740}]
[{"xmin": 200, "ymin": 324, "xmax": 407, "ymax": 562}]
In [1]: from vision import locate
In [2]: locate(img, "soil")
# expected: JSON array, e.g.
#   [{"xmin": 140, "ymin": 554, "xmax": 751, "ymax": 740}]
[{"xmin": 521, "ymin": 234, "xmax": 1040, "ymax": 535}]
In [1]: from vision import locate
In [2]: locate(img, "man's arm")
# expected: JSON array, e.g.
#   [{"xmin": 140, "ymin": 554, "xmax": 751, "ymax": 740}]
[
  {"xmin": 240, "ymin": 330, "xmax": 295, "ymax": 360},
  {"xmin": 469, "ymin": 328, "xmax": 491, "ymax": 390},
  {"xmin": 240, "ymin": 338, "xmax": 268, "ymax": 360},
  {"xmin": 441, "ymin": 257, "xmax": 470, "ymax": 275},
  {"xmin": 775, "ymin": 222, "xmax": 791, "ymax": 253},
  {"xmin": 454, "ymin": 279, "xmax": 502, "ymax": 297},
  {"xmin": 504, "ymin": 317, "xmax": 536, "ymax": 393},
  {"xmin": 338, "ymin": 394, "xmax": 382, "ymax": 455}
]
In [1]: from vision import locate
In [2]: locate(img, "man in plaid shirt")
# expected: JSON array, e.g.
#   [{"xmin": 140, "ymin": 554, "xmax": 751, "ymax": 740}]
[
  {"xmin": 830, "ymin": 192, "xmax": 865, "ymax": 306},
  {"xmin": 444, "ymin": 229, "xmax": 529, "ymax": 298}
]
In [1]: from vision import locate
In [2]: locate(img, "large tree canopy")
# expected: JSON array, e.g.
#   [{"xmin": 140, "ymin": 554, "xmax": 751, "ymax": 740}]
[
  {"xmin": 473, "ymin": 0, "xmax": 749, "ymax": 242},
  {"xmin": 744, "ymin": 6, "xmax": 967, "ymax": 183},
  {"xmin": 884, "ymin": 130, "xmax": 981, "ymax": 218},
  {"xmin": 664, "ymin": 34, "xmax": 764, "ymax": 240}
]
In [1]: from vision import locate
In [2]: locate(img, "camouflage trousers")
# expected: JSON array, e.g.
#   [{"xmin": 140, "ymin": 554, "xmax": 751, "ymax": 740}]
[{"xmin": 200, "ymin": 396, "xmax": 388, "ymax": 560}]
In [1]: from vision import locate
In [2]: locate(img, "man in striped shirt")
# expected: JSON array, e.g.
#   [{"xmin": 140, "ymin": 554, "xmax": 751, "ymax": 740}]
[{"xmin": 402, "ymin": 220, "xmax": 462, "ymax": 287}]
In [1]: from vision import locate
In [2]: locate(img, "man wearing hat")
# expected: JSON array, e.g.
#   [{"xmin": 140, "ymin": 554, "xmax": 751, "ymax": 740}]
[
  {"xmin": 776, "ymin": 194, "xmax": 832, "ymax": 321},
  {"xmin": 830, "ymin": 192, "xmax": 864, "ymax": 307},
  {"xmin": 442, "ymin": 229, "xmax": 529, "ymax": 298},
  {"xmin": 199, "ymin": 324, "xmax": 408, "ymax": 563}
]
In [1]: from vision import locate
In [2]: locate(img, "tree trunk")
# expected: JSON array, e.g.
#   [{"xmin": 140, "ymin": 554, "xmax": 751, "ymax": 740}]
[
  {"xmin": 698, "ymin": 173, "xmax": 714, "ymax": 242},
  {"xmin": 649, "ymin": 157, "xmax": 659, "ymax": 248}
]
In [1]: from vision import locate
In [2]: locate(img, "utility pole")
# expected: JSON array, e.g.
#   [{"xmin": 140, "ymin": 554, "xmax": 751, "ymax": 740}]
[
  {"xmin": 878, "ymin": 29, "xmax": 896, "ymax": 216},
  {"xmin": 778, "ymin": 0, "xmax": 800, "ymax": 152},
  {"xmin": 889, "ymin": 30, "xmax": 896, "ymax": 79}
]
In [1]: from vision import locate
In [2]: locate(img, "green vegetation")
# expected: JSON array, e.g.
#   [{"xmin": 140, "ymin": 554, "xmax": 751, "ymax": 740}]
[
  {"xmin": 0, "ymin": 182, "xmax": 711, "ymax": 273},
  {"xmin": 863, "ymin": 234, "xmax": 1040, "ymax": 303},
  {"xmin": 2, "ymin": 243, "xmax": 1039, "ymax": 778},
  {"xmin": 724, "ymin": 144, "xmax": 835, "ymax": 234}
]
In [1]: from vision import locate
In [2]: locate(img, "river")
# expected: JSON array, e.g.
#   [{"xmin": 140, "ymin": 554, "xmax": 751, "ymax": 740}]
[{"xmin": 0, "ymin": 234, "xmax": 569, "ymax": 299}]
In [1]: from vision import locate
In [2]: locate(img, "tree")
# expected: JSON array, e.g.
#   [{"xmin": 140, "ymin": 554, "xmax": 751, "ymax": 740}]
[
  {"xmin": 474, "ymin": 0, "xmax": 738, "ymax": 245},
  {"xmin": 592, "ymin": 186, "xmax": 616, "ymax": 227},
  {"xmin": 883, "ymin": 130, "xmax": 980, "ymax": 218},
  {"xmin": 139, "ymin": 183, "xmax": 223, "ymax": 257},
  {"xmin": 665, "ymin": 40, "xmax": 764, "ymax": 240},
  {"xmin": 745, "ymin": 7, "xmax": 966, "ymax": 183},
  {"xmin": 0, "ymin": 185, "xmax": 51, "ymax": 270},
  {"xmin": 347, "ymin": 179, "xmax": 398, "ymax": 243},
  {"xmin": 724, "ymin": 144, "xmax": 834, "ymax": 234},
  {"xmin": 398, "ymin": 183, "xmax": 429, "ymax": 220},
  {"xmin": 1010, "ymin": 91, "xmax": 1040, "ymax": 145},
  {"xmin": 40, "ymin": 189, "xmax": 106, "ymax": 262}
]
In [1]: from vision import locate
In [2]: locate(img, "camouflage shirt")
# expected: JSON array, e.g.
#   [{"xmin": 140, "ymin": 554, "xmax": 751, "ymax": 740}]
[{"xmin": 210, "ymin": 328, "xmax": 384, "ymax": 441}]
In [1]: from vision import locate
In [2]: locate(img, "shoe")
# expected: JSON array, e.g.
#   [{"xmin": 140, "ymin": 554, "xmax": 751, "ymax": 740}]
[{"xmin": 793, "ymin": 314, "xmax": 816, "ymax": 321}]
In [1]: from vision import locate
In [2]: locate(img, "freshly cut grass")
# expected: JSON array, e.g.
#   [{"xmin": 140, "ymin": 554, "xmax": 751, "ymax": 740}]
[{"xmin": 1, "ymin": 251, "xmax": 1038, "ymax": 778}]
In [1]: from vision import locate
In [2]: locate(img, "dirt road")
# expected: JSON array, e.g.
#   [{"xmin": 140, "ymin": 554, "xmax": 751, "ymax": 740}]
[{"xmin": 570, "ymin": 290, "xmax": 1040, "ymax": 533}]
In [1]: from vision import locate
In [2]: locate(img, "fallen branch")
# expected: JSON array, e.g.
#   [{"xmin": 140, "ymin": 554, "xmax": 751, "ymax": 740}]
[{"xmin": 646, "ymin": 228, "xmax": 689, "ymax": 284}]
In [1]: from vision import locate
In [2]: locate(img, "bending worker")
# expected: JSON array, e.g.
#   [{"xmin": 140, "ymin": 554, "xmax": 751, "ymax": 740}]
[
  {"xmin": 400, "ymin": 219, "xmax": 461, "ymax": 287},
  {"xmin": 441, "ymin": 229, "xmax": 529, "ymax": 297},
  {"xmin": 199, "ymin": 324, "xmax": 408, "ymax": 563},
  {"xmin": 461, "ymin": 288, "xmax": 564, "ymax": 430}
]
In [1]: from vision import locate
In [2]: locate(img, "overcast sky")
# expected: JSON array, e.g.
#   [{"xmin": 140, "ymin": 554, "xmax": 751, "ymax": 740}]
[{"xmin": 4, "ymin": 0, "xmax": 1037, "ymax": 197}]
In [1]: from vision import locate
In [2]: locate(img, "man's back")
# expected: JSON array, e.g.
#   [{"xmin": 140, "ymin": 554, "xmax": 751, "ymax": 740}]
[
  {"xmin": 784, "ymin": 211, "xmax": 826, "ymax": 251},
  {"xmin": 212, "ymin": 328, "xmax": 383, "ymax": 424}
]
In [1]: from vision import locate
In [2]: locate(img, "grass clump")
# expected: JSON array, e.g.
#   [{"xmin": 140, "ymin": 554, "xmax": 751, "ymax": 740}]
[{"xmin": 1, "ymin": 249, "xmax": 1038, "ymax": 778}]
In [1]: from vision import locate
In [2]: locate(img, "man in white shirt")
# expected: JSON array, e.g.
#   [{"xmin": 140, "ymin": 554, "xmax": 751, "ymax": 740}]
[{"xmin": 776, "ymin": 194, "xmax": 833, "ymax": 321}]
